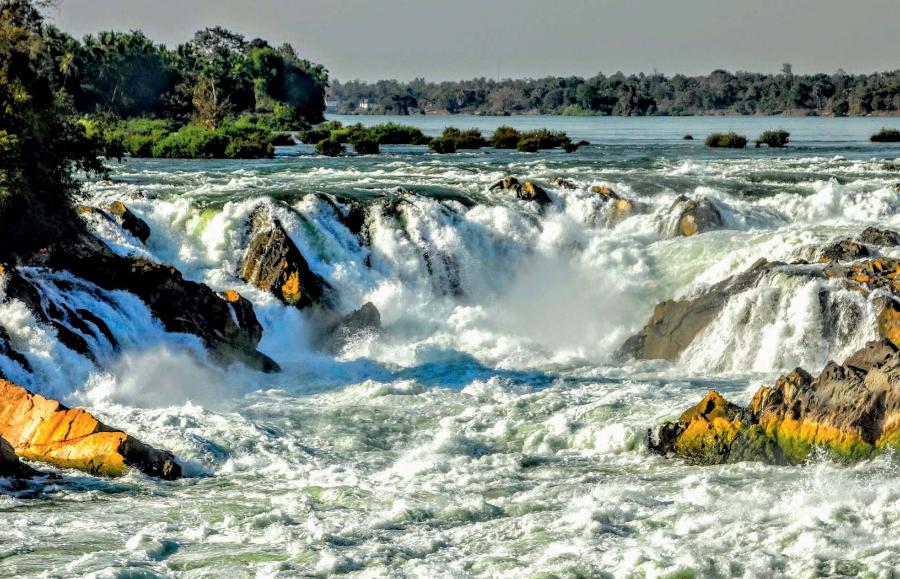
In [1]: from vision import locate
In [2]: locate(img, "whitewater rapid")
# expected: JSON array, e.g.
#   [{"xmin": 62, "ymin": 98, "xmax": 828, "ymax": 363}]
[{"xmin": 2, "ymin": 132, "xmax": 900, "ymax": 577}]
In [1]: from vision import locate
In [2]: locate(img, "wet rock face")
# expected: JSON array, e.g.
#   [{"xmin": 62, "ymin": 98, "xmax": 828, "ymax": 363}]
[
  {"xmin": 664, "ymin": 196, "xmax": 724, "ymax": 237},
  {"xmin": 77, "ymin": 202, "xmax": 151, "ymax": 243},
  {"xmin": 239, "ymin": 205, "xmax": 331, "ymax": 309},
  {"xmin": 323, "ymin": 302, "xmax": 383, "ymax": 353},
  {"xmin": 0, "ymin": 380, "xmax": 181, "ymax": 479},
  {"xmin": 625, "ymin": 255, "xmax": 900, "ymax": 362},
  {"xmin": 0, "ymin": 435, "xmax": 37, "ymax": 479},
  {"xmin": 516, "ymin": 181, "xmax": 551, "ymax": 205},
  {"xmin": 0, "ymin": 325, "xmax": 31, "ymax": 379},
  {"xmin": 652, "ymin": 340, "xmax": 900, "ymax": 465},
  {"xmin": 622, "ymin": 259, "xmax": 778, "ymax": 361},
  {"xmin": 590, "ymin": 185, "xmax": 637, "ymax": 222},
  {"xmin": 858, "ymin": 226, "xmax": 900, "ymax": 247},
  {"xmin": 490, "ymin": 176, "xmax": 521, "ymax": 192}
]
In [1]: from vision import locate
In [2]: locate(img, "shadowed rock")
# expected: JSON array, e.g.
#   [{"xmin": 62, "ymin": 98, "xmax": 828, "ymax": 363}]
[
  {"xmin": 239, "ymin": 205, "xmax": 331, "ymax": 309},
  {"xmin": 651, "ymin": 340, "xmax": 900, "ymax": 465},
  {"xmin": 1, "ymin": 435, "xmax": 38, "ymax": 479},
  {"xmin": 322, "ymin": 302, "xmax": 383, "ymax": 353},
  {"xmin": 517, "ymin": 181, "xmax": 551, "ymax": 205},
  {"xmin": 0, "ymin": 380, "xmax": 181, "ymax": 479},
  {"xmin": 818, "ymin": 239, "xmax": 871, "ymax": 263},
  {"xmin": 76, "ymin": 202, "xmax": 151, "ymax": 243},
  {"xmin": 590, "ymin": 185, "xmax": 638, "ymax": 222},
  {"xmin": 858, "ymin": 227, "xmax": 900, "ymax": 247}
]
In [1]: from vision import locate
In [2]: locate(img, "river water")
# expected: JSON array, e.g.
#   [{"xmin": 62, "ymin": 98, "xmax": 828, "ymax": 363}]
[{"xmin": 1, "ymin": 116, "xmax": 900, "ymax": 577}]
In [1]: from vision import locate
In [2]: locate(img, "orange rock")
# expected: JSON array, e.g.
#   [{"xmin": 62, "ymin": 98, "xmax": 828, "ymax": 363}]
[
  {"xmin": 219, "ymin": 289, "xmax": 241, "ymax": 303},
  {"xmin": 0, "ymin": 380, "xmax": 180, "ymax": 479}
]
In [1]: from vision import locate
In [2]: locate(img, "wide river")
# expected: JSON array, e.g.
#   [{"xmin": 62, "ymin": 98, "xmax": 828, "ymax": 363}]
[{"xmin": 2, "ymin": 116, "xmax": 900, "ymax": 577}]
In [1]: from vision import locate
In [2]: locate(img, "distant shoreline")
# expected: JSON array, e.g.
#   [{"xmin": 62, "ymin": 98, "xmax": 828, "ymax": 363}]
[{"xmin": 330, "ymin": 110, "xmax": 900, "ymax": 118}]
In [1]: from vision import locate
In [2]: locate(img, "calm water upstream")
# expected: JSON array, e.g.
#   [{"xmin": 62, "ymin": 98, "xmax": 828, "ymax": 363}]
[{"xmin": 1, "ymin": 116, "xmax": 900, "ymax": 577}]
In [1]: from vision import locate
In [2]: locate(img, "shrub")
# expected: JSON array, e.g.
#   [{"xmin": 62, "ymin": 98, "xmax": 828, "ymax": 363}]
[
  {"xmin": 316, "ymin": 137, "xmax": 345, "ymax": 156},
  {"xmin": 516, "ymin": 136, "xmax": 541, "ymax": 152},
  {"xmin": 705, "ymin": 132, "xmax": 748, "ymax": 148},
  {"xmin": 299, "ymin": 120, "xmax": 343, "ymax": 144},
  {"xmin": 438, "ymin": 127, "xmax": 486, "ymax": 149},
  {"xmin": 871, "ymin": 128, "xmax": 900, "ymax": 143},
  {"xmin": 367, "ymin": 122, "xmax": 431, "ymax": 145},
  {"xmin": 429, "ymin": 136, "xmax": 457, "ymax": 154},
  {"xmin": 351, "ymin": 135, "xmax": 380, "ymax": 155},
  {"xmin": 683, "ymin": 134, "xmax": 694, "ymax": 140},
  {"xmin": 151, "ymin": 122, "xmax": 274, "ymax": 159},
  {"xmin": 490, "ymin": 125, "xmax": 521, "ymax": 149},
  {"xmin": 520, "ymin": 129, "xmax": 571, "ymax": 149},
  {"xmin": 755, "ymin": 129, "xmax": 790, "ymax": 148}
]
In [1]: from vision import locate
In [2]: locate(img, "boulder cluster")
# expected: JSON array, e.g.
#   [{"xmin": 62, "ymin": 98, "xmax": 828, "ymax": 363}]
[{"xmin": 636, "ymin": 227, "xmax": 900, "ymax": 464}]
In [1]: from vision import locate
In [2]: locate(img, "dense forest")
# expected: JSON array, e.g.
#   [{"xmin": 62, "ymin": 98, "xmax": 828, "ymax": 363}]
[{"xmin": 330, "ymin": 68, "xmax": 900, "ymax": 117}]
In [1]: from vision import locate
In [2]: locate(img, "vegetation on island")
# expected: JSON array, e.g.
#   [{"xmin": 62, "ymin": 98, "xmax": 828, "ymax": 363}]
[
  {"xmin": 705, "ymin": 132, "xmax": 748, "ymax": 148},
  {"xmin": 331, "ymin": 65, "xmax": 900, "ymax": 117},
  {"xmin": 755, "ymin": 129, "xmax": 790, "ymax": 148},
  {"xmin": 871, "ymin": 128, "xmax": 900, "ymax": 142}
]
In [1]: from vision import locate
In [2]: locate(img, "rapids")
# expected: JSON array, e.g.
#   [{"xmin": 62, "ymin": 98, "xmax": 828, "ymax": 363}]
[{"xmin": 1, "ymin": 116, "xmax": 900, "ymax": 577}]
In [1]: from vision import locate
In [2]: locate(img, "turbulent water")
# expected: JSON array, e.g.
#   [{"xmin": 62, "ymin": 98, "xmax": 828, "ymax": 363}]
[{"xmin": 2, "ymin": 116, "xmax": 900, "ymax": 578}]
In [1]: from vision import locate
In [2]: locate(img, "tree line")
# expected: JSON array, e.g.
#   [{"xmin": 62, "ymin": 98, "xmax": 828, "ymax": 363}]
[{"xmin": 330, "ymin": 68, "xmax": 900, "ymax": 117}]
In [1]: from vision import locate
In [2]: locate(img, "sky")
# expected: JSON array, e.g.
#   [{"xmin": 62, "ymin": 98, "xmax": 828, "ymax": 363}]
[{"xmin": 51, "ymin": 0, "xmax": 900, "ymax": 81}]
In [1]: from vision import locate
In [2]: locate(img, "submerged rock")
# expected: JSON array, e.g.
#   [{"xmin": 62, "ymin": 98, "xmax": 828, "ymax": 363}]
[
  {"xmin": 239, "ymin": 204, "xmax": 331, "ymax": 309},
  {"xmin": 590, "ymin": 185, "xmax": 638, "ymax": 222},
  {"xmin": 663, "ymin": 196, "xmax": 724, "ymax": 237},
  {"xmin": 322, "ymin": 302, "xmax": 383, "ymax": 353},
  {"xmin": 858, "ymin": 226, "xmax": 900, "ymax": 247},
  {"xmin": 0, "ymin": 380, "xmax": 181, "ymax": 479},
  {"xmin": 651, "ymin": 340, "xmax": 900, "ymax": 465},
  {"xmin": 0, "ymin": 324, "xmax": 32, "ymax": 379},
  {"xmin": 553, "ymin": 177, "xmax": 578, "ymax": 190},
  {"xmin": 490, "ymin": 176, "xmax": 521, "ymax": 192}
]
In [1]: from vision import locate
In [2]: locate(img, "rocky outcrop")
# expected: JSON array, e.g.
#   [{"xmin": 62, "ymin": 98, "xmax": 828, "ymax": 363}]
[
  {"xmin": 625, "ymin": 256, "xmax": 900, "ymax": 362},
  {"xmin": 490, "ymin": 176, "xmax": 521, "ymax": 192},
  {"xmin": 663, "ymin": 196, "xmax": 724, "ymax": 237},
  {"xmin": 858, "ymin": 226, "xmax": 900, "ymax": 247},
  {"xmin": 239, "ymin": 205, "xmax": 331, "ymax": 309},
  {"xmin": 622, "ymin": 258, "xmax": 778, "ymax": 361},
  {"xmin": 0, "ymin": 324, "xmax": 31, "ymax": 379},
  {"xmin": 1, "ymin": 435, "xmax": 37, "ymax": 479},
  {"xmin": 490, "ymin": 177, "xmax": 551, "ymax": 206},
  {"xmin": 651, "ymin": 340, "xmax": 900, "ymax": 465},
  {"xmin": 218, "ymin": 290, "xmax": 264, "ymax": 347},
  {"xmin": 0, "ymin": 380, "xmax": 181, "ymax": 479},
  {"xmin": 553, "ymin": 177, "xmax": 577, "ymax": 190},
  {"xmin": 16, "ymin": 232, "xmax": 278, "ymax": 373}
]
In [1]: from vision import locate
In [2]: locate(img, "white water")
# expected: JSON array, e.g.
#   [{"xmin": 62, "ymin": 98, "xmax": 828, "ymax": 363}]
[{"xmin": 2, "ymin": 131, "xmax": 900, "ymax": 577}]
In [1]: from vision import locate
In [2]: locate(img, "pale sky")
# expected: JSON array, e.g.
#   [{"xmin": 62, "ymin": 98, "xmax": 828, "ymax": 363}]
[{"xmin": 51, "ymin": 0, "xmax": 900, "ymax": 81}]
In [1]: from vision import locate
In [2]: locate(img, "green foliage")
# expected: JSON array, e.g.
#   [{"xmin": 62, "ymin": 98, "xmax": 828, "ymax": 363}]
[
  {"xmin": 350, "ymin": 134, "xmax": 379, "ymax": 155},
  {"xmin": 428, "ymin": 136, "xmax": 456, "ymax": 154},
  {"xmin": 93, "ymin": 117, "xmax": 173, "ymax": 157},
  {"xmin": 439, "ymin": 127, "xmax": 486, "ymax": 149},
  {"xmin": 516, "ymin": 136, "xmax": 541, "ymax": 153},
  {"xmin": 705, "ymin": 132, "xmax": 748, "ymax": 148},
  {"xmin": 489, "ymin": 125, "xmax": 521, "ymax": 149},
  {"xmin": 871, "ymin": 128, "xmax": 900, "ymax": 142},
  {"xmin": 365, "ymin": 122, "xmax": 430, "ymax": 145},
  {"xmin": 755, "ymin": 129, "xmax": 790, "ymax": 148},
  {"xmin": 150, "ymin": 122, "xmax": 274, "ymax": 159},
  {"xmin": 299, "ymin": 121, "xmax": 431, "ymax": 148},
  {"xmin": 0, "ymin": 0, "xmax": 107, "ymax": 253},
  {"xmin": 315, "ymin": 137, "xmax": 344, "ymax": 157}
]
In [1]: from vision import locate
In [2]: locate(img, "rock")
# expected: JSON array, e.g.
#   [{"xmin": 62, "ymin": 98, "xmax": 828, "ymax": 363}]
[
  {"xmin": 590, "ymin": 185, "xmax": 637, "ymax": 222},
  {"xmin": 1, "ymin": 435, "xmax": 38, "ymax": 479},
  {"xmin": 651, "ymin": 340, "xmax": 900, "ymax": 465},
  {"xmin": 858, "ymin": 226, "xmax": 900, "ymax": 247},
  {"xmin": 239, "ymin": 204, "xmax": 331, "ymax": 309},
  {"xmin": 490, "ymin": 176, "xmax": 521, "ymax": 192},
  {"xmin": 218, "ymin": 290, "xmax": 263, "ymax": 347},
  {"xmin": 517, "ymin": 181, "xmax": 551, "ymax": 205},
  {"xmin": 622, "ymin": 258, "xmax": 778, "ymax": 361},
  {"xmin": 0, "ymin": 379, "xmax": 181, "ymax": 479},
  {"xmin": 323, "ymin": 302, "xmax": 383, "ymax": 353},
  {"xmin": 664, "ymin": 196, "xmax": 724, "ymax": 237},
  {"xmin": 818, "ymin": 239, "xmax": 871, "ymax": 263},
  {"xmin": 553, "ymin": 178, "xmax": 578, "ymax": 190},
  {"xmin": 625, "ymin": 256, "xmax": 900, "ymax": 362},
  {"xmin": 77, "ymin": 202, "xmax": 151, "ymax": 243},
  {"xmin": 22, "ymin": 232, "xmax": 278, "ymax": 373}
]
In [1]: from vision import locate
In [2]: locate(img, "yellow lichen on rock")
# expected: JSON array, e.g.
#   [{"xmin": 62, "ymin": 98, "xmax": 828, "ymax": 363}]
[
  {"xmin": 281, "ymin": 271, "xmax": 302, "ymax": 304},
  {"xmin": 219, "ymin": 289, "xmax": 241, "ymax": 303},
  {"xmin": 0, "ymin": 380, "xmax": 180, "ymax": 479}
]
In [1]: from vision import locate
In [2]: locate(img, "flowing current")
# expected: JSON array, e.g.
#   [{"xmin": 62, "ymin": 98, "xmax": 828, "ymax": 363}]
[{"xmin": 2, "ymin": 116, "xmax": 900, "ymax": 578}]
